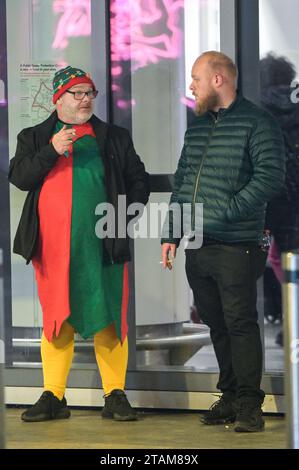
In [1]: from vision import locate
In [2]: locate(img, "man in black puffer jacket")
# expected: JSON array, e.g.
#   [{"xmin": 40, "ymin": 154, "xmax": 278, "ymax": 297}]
[{"xmin": 161, "ymin": 51, "xmax": 285, "ymax": 433}]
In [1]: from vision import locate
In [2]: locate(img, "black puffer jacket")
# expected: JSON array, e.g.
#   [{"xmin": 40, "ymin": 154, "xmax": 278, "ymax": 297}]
[
  {"xmin": 162, "ymin": 94, "xmax": 285, "ymax": 245},
  {"xmin": 9, "ymin": 111, "xmax": 150, "ymax": 264}
]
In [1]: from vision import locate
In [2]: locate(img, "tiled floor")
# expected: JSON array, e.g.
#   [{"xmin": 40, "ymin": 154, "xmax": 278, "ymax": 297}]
[{"xmin": 5, "ymin": 408, "xmax": 285, "ymax": 449}]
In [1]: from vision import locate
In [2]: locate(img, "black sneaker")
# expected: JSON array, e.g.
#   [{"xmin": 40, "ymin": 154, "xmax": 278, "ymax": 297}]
[
  {"xmin": 102, "ymin": 389, "xmax": 138, "ymax": 421},
  {"xmin": 234, "ymin": 400, "xmax": 264, "ymax": 432},
  {"xmin": 21, "ymin": 391, "xmax": 70, "ymax": 422},
  {"xmin": 200, "ymin": 395, "xmax": 237, "ymax": 425}
]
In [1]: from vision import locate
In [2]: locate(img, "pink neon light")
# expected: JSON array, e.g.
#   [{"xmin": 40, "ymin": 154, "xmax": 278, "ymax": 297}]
[
  {"xmin": 180, "ymin": 96, "xmax": 195, "ymax": 110},
  {"xmin": 117, "ymin": 99, "xmax": 136, "ymax": 109},
  {"xmin": 52, "ymin": 0, "xmax": 91, "ymax": 50},
  {"xmin": 111, "ymin": 66, "xmax": 123, "ymax": 76},
  {"xmin": 110, "ymin": 0, "xmax": 184, "ymax": 71}
]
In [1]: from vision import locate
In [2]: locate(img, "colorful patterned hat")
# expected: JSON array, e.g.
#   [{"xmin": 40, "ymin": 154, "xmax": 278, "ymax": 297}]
[{"xmin": 52, "ymin": 66, "xmax": 95, "ymax": 104}]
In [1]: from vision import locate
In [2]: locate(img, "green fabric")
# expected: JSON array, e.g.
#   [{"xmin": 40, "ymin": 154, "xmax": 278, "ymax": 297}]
[
  {"xmin": 55, "ymin": 122, "xmax": 124, "ymax": 339},
  {"xmin": 162, "ymin": 95, "xmax": 285, "ymax": 245}
]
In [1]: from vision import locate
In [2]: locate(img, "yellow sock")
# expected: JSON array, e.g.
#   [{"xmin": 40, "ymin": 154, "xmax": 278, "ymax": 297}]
[
  {"xmin": 94, "ymin": 323, "xmax": 128, "ymax": 396},
  {"xmin": 41, "ymin": 321, "xmax": 75, "ymax": 401}
]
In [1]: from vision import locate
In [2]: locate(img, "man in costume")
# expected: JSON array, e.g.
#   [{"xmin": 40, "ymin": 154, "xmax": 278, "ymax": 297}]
[{"xmin": 9, "ymin": 66, "xmax": 150, "ymax": 422}]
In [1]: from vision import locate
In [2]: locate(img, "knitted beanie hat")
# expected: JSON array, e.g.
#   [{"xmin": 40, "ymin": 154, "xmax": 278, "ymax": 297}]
[{"xmin": 52, "ymin": 66, "xmax": 95, "ymax": 104}]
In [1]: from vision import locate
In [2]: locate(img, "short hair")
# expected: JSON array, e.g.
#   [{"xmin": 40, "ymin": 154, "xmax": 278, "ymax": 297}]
[
  {"xmin": 199, "ymin": 51, "xmax": 238, "ymax": 80},
  {"xmin": 260, "ymin": 52, "xmax": 296, "ymax": 88}
]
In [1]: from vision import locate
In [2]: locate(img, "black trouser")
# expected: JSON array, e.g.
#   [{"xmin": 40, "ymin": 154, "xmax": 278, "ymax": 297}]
[{"xmin": 185, "ymin": 244, "xmax": 267, "ymax": 403}]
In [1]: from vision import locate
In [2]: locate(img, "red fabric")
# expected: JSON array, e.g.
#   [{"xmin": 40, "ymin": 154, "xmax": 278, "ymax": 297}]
[
  {"xmin": 120, "ymin": 262, "xmax": 129, "ymax": 342},
  {"xmin": 32, "ymin": 122, "xmax": 96, "ymax": 341}
]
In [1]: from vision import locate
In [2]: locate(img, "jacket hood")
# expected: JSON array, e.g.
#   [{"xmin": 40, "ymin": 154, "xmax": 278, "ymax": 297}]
[{"xmin": 261, "ymin": 84, "xmax": 297, "ymax": 116}]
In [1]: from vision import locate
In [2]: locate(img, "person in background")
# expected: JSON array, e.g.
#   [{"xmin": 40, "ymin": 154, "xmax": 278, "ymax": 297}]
[
  {"xmin": 261, "ymin": 52, "xmax": 299, "ymax": 346},
  {"xmin": 9, "ymin": 66, "xmax": 150, "ymax": 422}
]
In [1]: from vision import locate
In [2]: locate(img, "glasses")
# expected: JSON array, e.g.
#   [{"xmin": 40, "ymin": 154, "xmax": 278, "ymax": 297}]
[{"xmin": 66, "ymin": 90, "xmax": 99, "ymax": 100}]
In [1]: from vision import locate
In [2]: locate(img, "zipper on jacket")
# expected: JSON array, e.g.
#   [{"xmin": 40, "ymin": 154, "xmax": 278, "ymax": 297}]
[{"xmin": 191, "ymin": 115, "xmax": 218, "ymax": 231}]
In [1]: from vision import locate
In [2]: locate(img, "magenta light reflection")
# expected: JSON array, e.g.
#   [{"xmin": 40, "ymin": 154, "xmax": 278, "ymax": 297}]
[
  {"xmin": 52, "ymin": 0, "xmax": 91, "ymax": 49},
  {"xmin": 110, "ymin": 0, "xmax": 184, "ymax": 72},
  {"xmin": 117, "ymin": 99, "xmax": 136, "ymax": 109},
  {"xmin": 110, "ymin": 0, "xmax": 185, "ymax": 112},
  {"xmin": 180, "ymin": 96, "xmax": 195, "ymax": 110}
]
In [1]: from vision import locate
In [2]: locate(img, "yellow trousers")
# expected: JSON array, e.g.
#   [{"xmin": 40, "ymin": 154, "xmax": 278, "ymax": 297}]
[{"xmin": 41, "ymin": 321, "xmax": 128, "ymax": 400}]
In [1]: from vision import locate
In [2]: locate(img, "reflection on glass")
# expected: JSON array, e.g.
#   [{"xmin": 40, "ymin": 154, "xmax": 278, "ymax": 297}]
[
  {"xmin": 260, "ymin": 0, "xmax": 299, "ymax": 372},
  {"xmin": 7, "ymin": 0, "xmax": 222, "ymax": 372},
  {"xmin": 52, "ymin": 0, "xmax": 91, "ymax": 50},
  {"xmin": 111, "ymin": 0, "xmax": 220, "ymax": 371}
]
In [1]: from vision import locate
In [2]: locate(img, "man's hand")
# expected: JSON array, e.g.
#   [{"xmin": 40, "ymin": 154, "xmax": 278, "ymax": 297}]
[
  {"xmin": 161, "ymin": 243, "xmax": 177, "ymax": 270},
  {"xmin": 52, "ymin": 125, "xmax": 76, "ymax": 155}
]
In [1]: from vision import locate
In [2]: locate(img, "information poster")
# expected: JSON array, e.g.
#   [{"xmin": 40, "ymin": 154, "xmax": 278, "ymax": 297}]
[{"xmin": 19, "ymin": 63, "xmax": 58, "ymax": 128}]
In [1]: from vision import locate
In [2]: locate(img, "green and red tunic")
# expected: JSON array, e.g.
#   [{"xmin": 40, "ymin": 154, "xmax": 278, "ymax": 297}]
[{"xmin": 32, "ymin": 121, "xmax": 129, "ymax": 342}]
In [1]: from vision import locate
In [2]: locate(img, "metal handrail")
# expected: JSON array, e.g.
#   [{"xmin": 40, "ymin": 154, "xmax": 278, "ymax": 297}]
[
  {"xmin": 13, "ymin": 329, "xmax": 211, "ymax": 350},
  {"xmin": 136, "ymin": 332, "xmax": 211, "ymax": 350}
]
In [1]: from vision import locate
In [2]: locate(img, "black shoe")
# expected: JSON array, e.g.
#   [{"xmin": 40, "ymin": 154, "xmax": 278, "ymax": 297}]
[
  {"xmin": 234, "ymin": 400, "xmax": 264, "ymax": 432},
  {"xmin": 21, "ymin": 391, "xmax": 70, "ymax": 422},
  {"xmin": 102, "ymin": 389, "xmax": 138, "ymax": 421},
  {"xmin": 200, "ymin": 395, "xmax": 237, "ymax": 425}
]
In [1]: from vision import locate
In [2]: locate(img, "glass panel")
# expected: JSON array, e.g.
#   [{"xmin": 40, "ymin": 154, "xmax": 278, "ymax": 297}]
[
  {"xmin": 110, "ymin": 0, "xmax": 220, "ymax": 371},
  {"xmin": 259, "ymin": 0, "xmax": 299, "ymax": 372},
  {"xmin": 6, "ymin": 0, "xmax": 106, "ymax": 367},
  {"xmin": 1, "ymin": 1, "xmax": 10, "ymax": 433}
]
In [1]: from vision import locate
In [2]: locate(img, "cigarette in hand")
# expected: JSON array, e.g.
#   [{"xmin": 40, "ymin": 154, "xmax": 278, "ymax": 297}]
[{"xmin": 159, "ymin": 259, "xmax": 173, "ymax": 269}]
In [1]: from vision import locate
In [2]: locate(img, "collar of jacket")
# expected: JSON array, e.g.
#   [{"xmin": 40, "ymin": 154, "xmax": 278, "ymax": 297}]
[
  {"xmin": 208, "ymin": 92, "xmax": 244, "ymax": 120},
  {"xmin": 35, "ymin": 110, "xmax": 109, "ymax": 157}
]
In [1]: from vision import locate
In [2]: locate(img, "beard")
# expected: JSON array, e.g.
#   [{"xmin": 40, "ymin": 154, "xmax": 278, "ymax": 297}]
[
  {"xmin": 75, "ymin": 107, "xmax": 93, "ymax": 124},
  {"xmin": 195, "ymin": 90, "xmax": 219, "ymax": 116}
]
